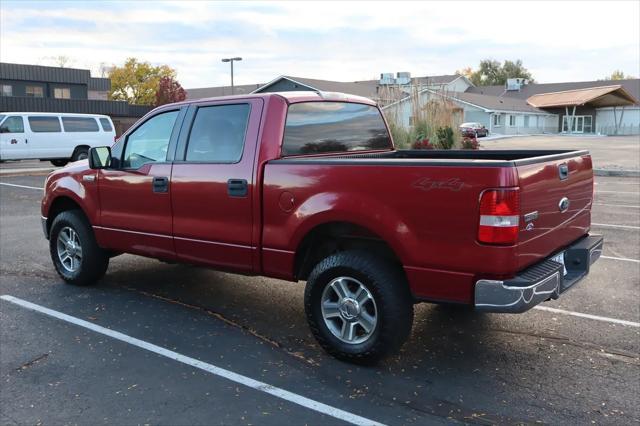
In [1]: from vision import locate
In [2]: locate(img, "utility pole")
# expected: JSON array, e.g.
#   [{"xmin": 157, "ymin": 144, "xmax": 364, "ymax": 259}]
[{"xmin": 221, "ymin": 57, "xmax": 242, "ymax": 95}]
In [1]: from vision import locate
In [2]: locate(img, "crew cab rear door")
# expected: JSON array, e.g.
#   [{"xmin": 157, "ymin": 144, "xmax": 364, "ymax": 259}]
[
  {"xmin": 170, "ymin": 98, "xmax": 263, "ymax": 272},
  {"xmin": 515, "ymin": 152, "xmax": 594, "ymax": 270}
]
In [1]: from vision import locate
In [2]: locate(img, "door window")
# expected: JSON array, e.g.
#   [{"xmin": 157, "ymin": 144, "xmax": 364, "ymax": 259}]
[
  {"xmin": 28, "ymin": 116, "xmax": 61, "ymax": 132},
  {"xmin": 123, "ymin": 110, "xmax": 179, "ymax": 169},
  {"xmin": 185, "ymin": 104, "xmax": 250, "ymax": 163},
  {"xmin": 0, "ymin": 116, "xmax": 24, "ymax": 133}
]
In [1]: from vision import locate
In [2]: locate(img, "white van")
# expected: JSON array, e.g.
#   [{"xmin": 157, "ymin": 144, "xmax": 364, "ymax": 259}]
[{"xmin": 0, "ymin": 113, "xmax": 116, "ymax": 166}]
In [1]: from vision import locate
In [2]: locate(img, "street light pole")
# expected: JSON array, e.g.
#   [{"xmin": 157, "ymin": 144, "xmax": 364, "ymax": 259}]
[{"xmin": 221, "ymin": 57, "xmax": 242, "ymax": 95}]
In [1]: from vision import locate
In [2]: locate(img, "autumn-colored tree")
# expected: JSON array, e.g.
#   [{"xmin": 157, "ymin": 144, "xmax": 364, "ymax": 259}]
[
  {"xmin": 108, "ymin": 58, "xmax": 176, "ymax": 105},
  {"xmin": 155, "ymin": 76, "xmax": 187, "ymax": 106}
]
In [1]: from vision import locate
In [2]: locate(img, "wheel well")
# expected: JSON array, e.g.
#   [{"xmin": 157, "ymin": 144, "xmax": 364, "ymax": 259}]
[
  {"xmin": 72, "ymin": 145, "xmax": 90, "ymax": 155},
  {"xmin": 46, "ymin": 196, "xmax": 86, "ymax": 234},
  {"xmin": 294, "ymin": 222, "xmax": 402, "ymax": 280}
]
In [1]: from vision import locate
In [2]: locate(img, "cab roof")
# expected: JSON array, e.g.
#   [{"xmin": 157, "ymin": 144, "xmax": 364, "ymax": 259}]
[{"xmin": 180, "ymin": 91, "xmax": 378, "ymax": 107}]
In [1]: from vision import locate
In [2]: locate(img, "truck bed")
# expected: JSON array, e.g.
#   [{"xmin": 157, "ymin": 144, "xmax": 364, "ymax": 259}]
[
  {"xmin": 263, "ymin": 149, "xmax": 593, "ymax": 304},
  {"xmin": 272, "ymin": 149, "xmax": 589, "ymax": 166}
]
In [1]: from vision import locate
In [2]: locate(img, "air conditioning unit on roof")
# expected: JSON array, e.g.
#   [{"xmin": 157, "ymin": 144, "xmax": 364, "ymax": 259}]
[
  {"xmin": 379, "ymin": 73, "xmax": 395, "ymax": 85},
  {"xmin": 396, "ymin": 72, "xmax": 411, "ymax": 85}
]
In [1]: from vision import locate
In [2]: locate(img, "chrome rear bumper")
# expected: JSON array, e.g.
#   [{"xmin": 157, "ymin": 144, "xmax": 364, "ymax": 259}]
[{"xmin": 475, "ymin": 234, "xmax": 603, "ymax": 313}]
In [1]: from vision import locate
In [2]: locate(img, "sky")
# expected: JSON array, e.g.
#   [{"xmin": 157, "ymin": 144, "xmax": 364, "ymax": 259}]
[{"xmin": 1, "ymin": 1, "xmax": 639, "ymax": 89}]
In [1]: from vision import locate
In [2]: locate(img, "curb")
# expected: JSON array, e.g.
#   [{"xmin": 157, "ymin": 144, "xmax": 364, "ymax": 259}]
[{"xmin": 593, "ymin": 169, "xmax": 640, "ymax": 177}]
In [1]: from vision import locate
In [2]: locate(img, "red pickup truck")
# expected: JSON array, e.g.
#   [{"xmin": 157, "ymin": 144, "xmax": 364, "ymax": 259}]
[{"xmin": 41, "ymin": 91, "xmax": 603, "ymax": 362}]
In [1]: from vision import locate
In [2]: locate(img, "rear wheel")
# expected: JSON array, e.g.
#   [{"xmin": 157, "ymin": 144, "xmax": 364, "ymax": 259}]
[
  {"xmin": 50, "ymin": 159, "xmax": 68, "ymax": 167},
  {"xmin": 72, "ymin": 147, "xmax": 89, "ymax": 162},
  {"xmin": 49, "ymin": 210, "xmax": 109, "ymax": 286},
  {"xmin": 304, "ymin": 250, "xmax": 414, "ymax": 363}
]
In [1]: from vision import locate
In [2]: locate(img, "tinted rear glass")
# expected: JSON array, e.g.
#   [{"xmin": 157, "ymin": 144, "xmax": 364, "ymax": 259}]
[
  {"xmin": 28, "ymin": 116, "xmax": 61, "ymax": 133},
  {"xmin": 282, "ymin": 102, "xmax": 392, "ymax": 156},
  {"xmin": 99, "ymin": 117, "xmax": 113, "ymax": 132},
  {"xmin": 62, "ymin": 116, "xmax": 99, "ymax": 132}
]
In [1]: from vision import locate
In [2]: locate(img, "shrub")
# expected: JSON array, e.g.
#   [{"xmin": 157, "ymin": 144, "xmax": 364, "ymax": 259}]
[
  {"xmin": 436, "ymin": 126, "xmax": 455, "ymax": 150},
  {"xmin": 461, "ymin": 137, "xmax": 480, "ymax": 150},
  {"xmin": 412, "ymin": 138, "xmax": 435, "ymax": 149}
]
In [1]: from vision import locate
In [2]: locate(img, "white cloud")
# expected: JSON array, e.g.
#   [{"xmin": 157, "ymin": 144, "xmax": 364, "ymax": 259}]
[{"xmin": 1, "ymin": 1, "xmax": 638, "ymax": 88}]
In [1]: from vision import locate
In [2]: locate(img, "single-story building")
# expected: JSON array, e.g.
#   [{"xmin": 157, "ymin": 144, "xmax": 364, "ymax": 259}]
[{"xmin": 187, "ymin": 73, "xmax": 640, "ymax": 136}]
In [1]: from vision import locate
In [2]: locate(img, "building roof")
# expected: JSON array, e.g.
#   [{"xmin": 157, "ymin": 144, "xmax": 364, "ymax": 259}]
[
  {"xmin": 186, "ymin": 74, "xmax": 463, "ymax": 104},
  {"xmin": 526, "ymin": 85, "xmax": 638, "ymax": 108},
  {"xmin": 466, "ymin": 78, "xmax": 640, "ymax": 102},
  {"xmin": 0, "ymin": 62, "xmax": 110, "ymax": 90},
  {"xmin": 186, "ymin": 83, "xmax": 264, "ymax": 99},
  {"xmin": 453, "ymin": 92, "xmax": 550, "ymax": 114}
]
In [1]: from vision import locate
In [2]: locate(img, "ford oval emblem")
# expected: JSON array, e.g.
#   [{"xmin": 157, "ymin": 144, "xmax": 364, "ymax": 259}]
[{"xmin": 558, "ymin": 197, "xmax": 570, "ymax": 212}]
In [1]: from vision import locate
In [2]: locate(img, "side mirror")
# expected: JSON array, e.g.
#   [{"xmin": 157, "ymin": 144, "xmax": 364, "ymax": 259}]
[{"xmin": 89, "ymin": 146, "xmax": 112, "ymax": 169}]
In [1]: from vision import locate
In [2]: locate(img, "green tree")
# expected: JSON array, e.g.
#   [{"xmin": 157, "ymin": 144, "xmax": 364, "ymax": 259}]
[
  {"xmin": 108, "ymin": 58, "xmax": 176, "ymax": 105},
  {"xmin": 468, "ymin": 59, "xmax": 534, "ymax": 86}
]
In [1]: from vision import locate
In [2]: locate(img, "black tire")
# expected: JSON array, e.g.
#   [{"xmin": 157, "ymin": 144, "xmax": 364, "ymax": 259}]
[
  {"xmin": 51, "ymin": 159, "xmax": 69, "ymax": 167},
  {"xmin": 304, "ymin": 250, "xmax": 414, "ymax": 363},
  {"xmin": 49, "ymin": 210, "xmax": 109, "ymax": 286},
  {"xmin": 72, "ymin": 147, "xmax": 89, "ymax": 162}
]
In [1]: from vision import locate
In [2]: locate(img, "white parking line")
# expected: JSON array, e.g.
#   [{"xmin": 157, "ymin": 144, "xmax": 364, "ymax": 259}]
[
  {"xmin": 594, "ymin": 203, "xmax": 640, "ymax": 209},
  {"xmin": 592, "ymin": 223, "xmax": 640, "ymax": 230},
  {"xmin": 0, "ymin": 295, "xmax": 385, "ymax": 426},
  {"xmin": 533, "ymin": 306, "xmax": 640, "ymax": 328},
  {"xmin": 601, "ymin": 255, "xmax": 640, "ymax": 264},
  {"xmin": 0, "ymin": 182, "xmax": 43, "ymax": 191}
]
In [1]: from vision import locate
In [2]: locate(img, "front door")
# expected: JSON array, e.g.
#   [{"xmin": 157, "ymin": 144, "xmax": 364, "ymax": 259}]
[
  {"xmin": 170, "ymin": 98, "xmax": 263, "ymax": 272},
  {"xmin": 0, "ymin": 116, "xmax": 27, "ymax": 160},
  {"xmin": 95, "ymin": 108, "xmax": 184, "ymax": 260}
]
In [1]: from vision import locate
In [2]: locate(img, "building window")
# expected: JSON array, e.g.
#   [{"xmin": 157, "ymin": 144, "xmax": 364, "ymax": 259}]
[
  {"xmin": 1, "ymin": 84, "xmax": 12, "ymax": 97},
  {"xmin": 508, "ymin": 115, "xmax": 516, "ymax": 126},
  {"xmin": 54, "ymin": 87, "xmax": 71, "ymax": 99},
  {"xmin": 26, "ymin": 86, "xmax": 44, "ymax": 98},
  {"xmin": 492, "ymin": 114, "xmax": 502, "ymax": 126},
  {"xmin": 524, "ymin": 116, "xmax": 530, "ymax": 127}
]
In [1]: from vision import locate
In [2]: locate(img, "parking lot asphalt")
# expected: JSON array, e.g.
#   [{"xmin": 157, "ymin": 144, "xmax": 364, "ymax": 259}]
[{"xmin": 1, "ymin": 174, "xmax": 639, "ymax": 425}]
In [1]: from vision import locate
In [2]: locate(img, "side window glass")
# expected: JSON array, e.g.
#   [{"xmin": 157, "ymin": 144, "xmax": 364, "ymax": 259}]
[
  {"xmin": 0, "ymin": 116, "xmax": 24, "ymax": 133},
  {"xmin": 99, "ymin": 118, "xmax": 113, "ymax": 132},
  {"xmin": 185, "ymin": 104, "xmax": 250, "ymax": 163},
  {"xmin": 28, "ymin": 116, "xmax": 61, "ymax": 132},
  {"xmin": 123, "ymin": 111, "xmax": 179, "ymax": 169},
  {"xmin": 62, "ymin": 117, "xmax": 99, "ymax": 132}
]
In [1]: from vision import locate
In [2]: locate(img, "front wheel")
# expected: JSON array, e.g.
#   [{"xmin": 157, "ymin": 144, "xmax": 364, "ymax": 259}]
[
  {"xmin": 49, "ymin": 210, "xmax": 109, "ymax": 286},
  {"xmin": 304, "ymin": 251, "xmax": 414, "ymax": 363}
]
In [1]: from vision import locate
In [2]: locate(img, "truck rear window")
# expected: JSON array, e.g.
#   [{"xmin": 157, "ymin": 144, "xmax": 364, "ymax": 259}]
[{"xmin": 282, "ymin": 102, "xmax": 392, "ymax": 156}]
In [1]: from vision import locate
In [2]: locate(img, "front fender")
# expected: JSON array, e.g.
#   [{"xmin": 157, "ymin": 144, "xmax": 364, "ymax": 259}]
[{"xmin": 41, "ymin": 167, "xmax": 100, "ymax": 226}]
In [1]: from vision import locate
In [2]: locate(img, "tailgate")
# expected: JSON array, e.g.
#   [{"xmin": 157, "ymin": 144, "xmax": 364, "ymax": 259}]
[{"xmin": 516, "ymin": 152, "xmax": 593, "ymax": 270}]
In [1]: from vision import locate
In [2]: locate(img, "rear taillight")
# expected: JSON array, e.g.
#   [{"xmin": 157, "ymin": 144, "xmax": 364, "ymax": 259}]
[{"xmin": 478, "ymin": 188, "xmax": 520, "ymax": 245}]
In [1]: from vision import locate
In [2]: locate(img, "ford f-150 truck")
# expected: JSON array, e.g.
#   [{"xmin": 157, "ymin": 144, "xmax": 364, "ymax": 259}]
[{"xmin": 41, "ymin": 91, "xmax": 603, "ymax": 362}]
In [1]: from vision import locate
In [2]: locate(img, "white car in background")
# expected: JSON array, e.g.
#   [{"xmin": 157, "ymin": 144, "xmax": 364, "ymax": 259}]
[{"xmin": 0, "ymin": 112, "xmax": 116, "ymax": 166}]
